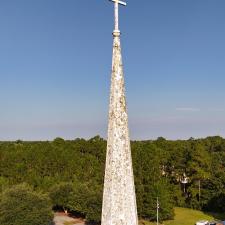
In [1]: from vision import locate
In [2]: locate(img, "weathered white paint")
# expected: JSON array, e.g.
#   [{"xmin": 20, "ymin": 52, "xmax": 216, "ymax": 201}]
[{"xmin": 101, "ymin": 1, "xmax": 138, "ymax": 225}]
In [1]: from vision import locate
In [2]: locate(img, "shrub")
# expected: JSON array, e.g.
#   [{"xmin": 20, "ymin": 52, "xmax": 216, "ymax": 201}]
[
  {"xmin": 49, "ymin": 182, "xmax": 102, "ymax": 223},
  {"xmin": 0, "ymin": 184, "xmax": 53, "ymax": 225},
  {"xmin": 49, "ymin": 182, "xmax": 75, "ymax": 213}
]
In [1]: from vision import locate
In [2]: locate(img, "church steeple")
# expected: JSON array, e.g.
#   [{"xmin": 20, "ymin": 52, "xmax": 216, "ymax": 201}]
[{"xmin": 101, "ymin": 1, "xmax": 138, "ymax": 225}]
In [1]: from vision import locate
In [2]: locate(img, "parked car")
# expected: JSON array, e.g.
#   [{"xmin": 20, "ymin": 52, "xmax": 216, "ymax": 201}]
[
  {"xmin": 196, "ymin": 221, "xmax": 209, "ymax": 225},
  {"xmin": 210, "ymin": 221, "xmax": 225, "ymax": 225},
  {"xmin": 208, "ymin": 222, "xmax": 217, "ymax": 225}
]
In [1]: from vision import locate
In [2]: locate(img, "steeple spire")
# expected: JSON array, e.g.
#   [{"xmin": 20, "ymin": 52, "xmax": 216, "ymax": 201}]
[{"xmin": 101, "ymin": 1, "xmax": 138, "ymax": 225}]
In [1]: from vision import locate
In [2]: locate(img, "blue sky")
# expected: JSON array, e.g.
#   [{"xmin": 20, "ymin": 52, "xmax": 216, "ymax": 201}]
[{"xmin": 0, "ymin": 0, "xmax": 225, "ymax": 140}]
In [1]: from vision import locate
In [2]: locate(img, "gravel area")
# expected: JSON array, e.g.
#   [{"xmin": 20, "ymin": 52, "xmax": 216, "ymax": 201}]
[{"xmin": 53, "ymin": 212, "xmax": 85, "ymax": 225}]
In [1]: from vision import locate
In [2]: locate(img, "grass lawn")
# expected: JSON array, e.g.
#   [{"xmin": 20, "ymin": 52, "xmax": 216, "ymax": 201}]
[{"xmin": 139, "ymin": 207, "xmax": 216, "ymax": 225}]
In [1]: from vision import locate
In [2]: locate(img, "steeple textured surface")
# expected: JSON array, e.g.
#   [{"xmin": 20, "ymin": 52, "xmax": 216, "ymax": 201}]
[{"xmin": 101, "ymin": 31, "xmax": 138, "ymax": 225}]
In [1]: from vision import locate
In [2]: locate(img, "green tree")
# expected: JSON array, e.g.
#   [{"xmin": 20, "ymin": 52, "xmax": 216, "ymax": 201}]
[
  {"xmin": 0, "ymin": 184, "xmax": 53, "ymax": 225},
  {"xmin": 67, "ymin": 182, "xmax": 102, "ymax": 222},
  {"xmin": 49, "ymin": 182, "xmax": 75, "ymax": 213}
]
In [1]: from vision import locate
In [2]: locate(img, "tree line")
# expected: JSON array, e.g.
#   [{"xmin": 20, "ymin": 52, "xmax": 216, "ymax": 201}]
[{"xmin": 0, "ymin": 136, "xmax": 224, "ymax": 224}]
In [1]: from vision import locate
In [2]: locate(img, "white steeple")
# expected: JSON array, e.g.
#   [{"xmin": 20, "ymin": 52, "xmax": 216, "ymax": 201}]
[{"xmin": 101, "ymin": 1, "xmax": 138, "ymax": 225}]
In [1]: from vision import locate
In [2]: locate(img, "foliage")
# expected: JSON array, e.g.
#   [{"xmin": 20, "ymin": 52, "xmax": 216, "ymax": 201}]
[
  {"xmin": 0, "ymin": 136, "xmax": 224, "ymax": 223},
  {"xmin": 49, "ymin": 182, "xmax": 75, "ymax": 212},
  {"xmin": 0, "ymin": 183, "xmax": 53, "ymax": 225}
]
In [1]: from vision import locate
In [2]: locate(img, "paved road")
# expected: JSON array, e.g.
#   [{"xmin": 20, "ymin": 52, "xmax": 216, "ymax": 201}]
[{"xmin": 53, "ymin": 212, "xmax": 85, "ymax": 225}]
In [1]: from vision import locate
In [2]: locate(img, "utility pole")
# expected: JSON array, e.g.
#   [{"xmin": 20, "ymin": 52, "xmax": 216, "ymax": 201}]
[
  {"xmin": 199, "ymin": 180, "xmax": 201, "ymax": 207},
  {"xmin": 157, "ymin": 197, "xmax": 159, "ymax": 225}
]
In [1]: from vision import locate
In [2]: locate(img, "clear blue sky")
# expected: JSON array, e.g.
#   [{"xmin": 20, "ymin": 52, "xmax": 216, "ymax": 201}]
[{"xmin": 0, "ymin": 0, "xmax": 225, "ymax": 140}]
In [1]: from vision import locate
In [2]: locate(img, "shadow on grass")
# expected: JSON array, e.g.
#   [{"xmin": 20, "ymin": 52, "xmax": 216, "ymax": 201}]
[
  {"xmin": 203, "ymin": 193, "xmax": 225, "ymax": 221},
  {"xmin": 204, "ymin": 211, "xmax": 225, "ymax": 221}
]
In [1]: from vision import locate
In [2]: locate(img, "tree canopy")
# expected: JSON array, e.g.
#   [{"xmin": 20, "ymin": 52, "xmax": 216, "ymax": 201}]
[
  {"xmin": 0, "ymin": 184, "xmax": 53, "ymax": 225},
  {"xmin": 0, "ymin": 136, "xmax": 224, "ymax": 223}
]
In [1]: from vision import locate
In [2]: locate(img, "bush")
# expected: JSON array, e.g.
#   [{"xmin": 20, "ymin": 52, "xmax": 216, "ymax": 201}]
[
  {"xmin": 205, "ymin": 192, "xmax": 225, "ymax": 213},
  {"xmin": 85, "ymin": 187, "xmax": 102, "ymax": 223},
  {"xmin": 49, "ymin": 182, "xmax": 102, "ymax": 223},
  {"xmin": 49, "ymin": 182, "xmax": 75, "ymax": 213},
  {"xmin": 0, "ymin": 184, "xmax": 53, "ymax": 225}
]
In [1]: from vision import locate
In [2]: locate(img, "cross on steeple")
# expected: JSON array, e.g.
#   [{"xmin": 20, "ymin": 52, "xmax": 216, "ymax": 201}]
[{"xmin": 109, "ymin": 0, "xmax": 127, "ymax": 33}]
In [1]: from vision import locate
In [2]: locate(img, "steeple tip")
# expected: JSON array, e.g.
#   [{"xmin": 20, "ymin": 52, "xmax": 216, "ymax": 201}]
[{"xmin": 109, "ymin": 0, "xmax": 126, "ymax": 33}]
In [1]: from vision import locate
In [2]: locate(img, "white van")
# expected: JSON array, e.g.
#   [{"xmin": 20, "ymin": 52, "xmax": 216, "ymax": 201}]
[{"xmin": 196, "ymin": 221, "xmax": 209, "ymax": 225}]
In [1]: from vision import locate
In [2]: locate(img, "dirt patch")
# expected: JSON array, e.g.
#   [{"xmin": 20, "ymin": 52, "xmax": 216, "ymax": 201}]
[{"xmin": 53, "ymin": 212, "xmax": 85, "ymax": 225}]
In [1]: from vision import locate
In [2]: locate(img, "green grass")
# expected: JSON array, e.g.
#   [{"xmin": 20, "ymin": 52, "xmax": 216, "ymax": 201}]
[{"xmin": 139, "ymin": 207, "xmax": 216, "ymax": 225}]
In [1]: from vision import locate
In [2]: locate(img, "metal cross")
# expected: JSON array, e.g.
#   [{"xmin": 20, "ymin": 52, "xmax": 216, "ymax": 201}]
[{"xmin": 109, "ymin": 0, "xmax": 127, "ymax": 32}]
